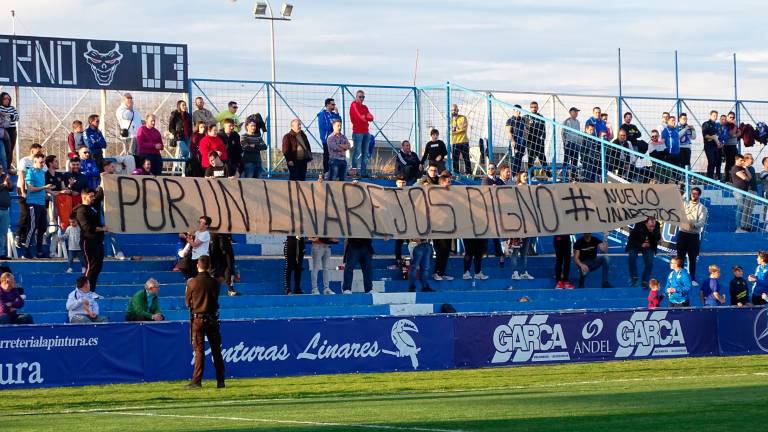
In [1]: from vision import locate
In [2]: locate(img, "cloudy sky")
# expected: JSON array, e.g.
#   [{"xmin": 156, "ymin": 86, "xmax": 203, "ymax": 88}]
[{"xmin": 6, "ymin": 0, "xmax": 768, "ymax": 99}]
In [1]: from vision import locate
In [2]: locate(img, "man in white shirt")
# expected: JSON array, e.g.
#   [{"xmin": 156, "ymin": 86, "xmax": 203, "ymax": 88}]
[
  {"xmin": 66, "ymin": 276, "xmax": 107, "ymax": 323},
  {"xmin": 14, "ymin": 143, "xmax": 42, "ymax": 249},
  {"xmin": 185, "ymin": 216, "xmax": 212, "ymax": 278},
  {"xmin": 115, "ymin": 93, "xmax": 143, "ymax": 155}
]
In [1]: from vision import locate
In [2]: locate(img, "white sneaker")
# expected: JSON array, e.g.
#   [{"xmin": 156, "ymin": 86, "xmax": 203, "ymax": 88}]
[
  {"xmin": 474, "ymin": 272, "xmax": 489, "ymax": 280},
  {"xmin": 433, "ymin": 274, "xmax": 444, "ymax": 281},
  {"xmin": 342, "ymin": 290, "xmax": 352, "ymax": 294},
  {"xmin": 323, "ymin": 287, "xmax": 335, "ymax": 295},
  {"xmin": 115, "ymin": 252, "xmax": 128, "ymax": 261},
  {"xmin": 441, "ymin": 275, "xmax": 454, "ymax": 281},
  {"xmin": 692, "ymin": 281, "xmax": 699, "ymax": 287},
  {"xmin": 511, "ymin": 271, "xmax": 521, "ymax": 280},
  {"xmin": 521, "ymin": 272, "xmax": 534, "ymax": 280},
  {"xmin": 81, "ymin": 267, "xmax": 86, "ymax": 274},
  {"xmin": 66, "ymin": 268, "xmax": 73, "ymax": 273},
  {"xmin": 311, "ymin": 288, "xmax": 320, "ymax": 295},
  {"xmin": 506, "ymin": 285, "xmax": 515, "ymax": 290},
  {"xmin": 462, "ymin": 271, "xmax": 472, "ymax": 280}
]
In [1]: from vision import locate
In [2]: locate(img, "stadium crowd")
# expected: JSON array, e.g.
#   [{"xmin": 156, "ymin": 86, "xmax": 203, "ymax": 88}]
[{"xmin": 1, "ymin": 91, "xmax": 768, "ymax": 327}]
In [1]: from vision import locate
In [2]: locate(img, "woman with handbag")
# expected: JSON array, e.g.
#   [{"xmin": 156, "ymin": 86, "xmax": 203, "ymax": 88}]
[
  {"xmin": 169, "ymin": 100, "xmax": 192, "ymax": 160},
  {"xmin": 136, "ymin": 114, "xmax": 164, "ymax": 176}
]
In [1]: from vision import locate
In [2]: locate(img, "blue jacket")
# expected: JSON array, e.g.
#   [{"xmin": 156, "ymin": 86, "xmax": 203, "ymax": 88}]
[
  {"xmin": 701, "ymin": 278, "xmax": 721, "ymax": 306},
  {"xmin": 752, "ymin": 264, "xmax": 768, "ymax": 297},
  {"xmin": 585, "ymin": 117, "xmax": 607, "ymax": 137},
  {"xmin": 662, "ymin": 126, "xmax": 680, "ymax": 155},
  {"xmin": 80, "ymin": 158, "xmax": 100, "ymax": 189},
  {"xmin": 83, "ymin": 127, "xmax": 107, "ymax": 154},
  {"xmin": 666, "ymin": 268, "xmax": 692, "ymax": 304},
  {"xmin": 317, "ymin": 109, "xmax": 342, "ymax": 145}
]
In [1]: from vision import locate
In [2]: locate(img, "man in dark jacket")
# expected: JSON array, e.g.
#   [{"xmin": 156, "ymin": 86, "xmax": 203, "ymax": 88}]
[
  {"xmin": 74, "ymin": 188, "xmax": 107, "ymax": 292},
  {"xmin": 395, "ymin": 140, "xmax": 421, "ymax": 184},
  {"xmin": 282, "ymin": 118, "xmax": 312, "ymax": 181},
  {"xmin": 185, "ymin": 255, "xmax": 225, "ymax": 389},
  {"xmin": 625, "ymin": 216, "xmax": 661, "ymax": 287},
  {"xmin": 342, "ymin": 238, "xmax": 374, "ymax": 293},
  {"xmin": 218, "ymin": 118, "xmax": 242, "ymax": 176},
  {"xmin": 126, "ymin": 278, "xmax": 164, "ymax": 321}
]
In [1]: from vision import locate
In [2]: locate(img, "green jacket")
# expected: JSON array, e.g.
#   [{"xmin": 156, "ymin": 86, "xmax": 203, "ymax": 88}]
[{"xmin": 125, "ymin": 289, "xmax": 161, "ymax": 321}]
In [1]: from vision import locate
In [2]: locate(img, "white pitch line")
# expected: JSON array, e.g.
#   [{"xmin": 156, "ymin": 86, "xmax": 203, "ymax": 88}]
[
  {"xmin": 8, "ymin": 371, "xmax": 768, "ymax": 418},
  {"xmin": 98, "ymin": 411, "xmax": 471, "ymax": 432}
]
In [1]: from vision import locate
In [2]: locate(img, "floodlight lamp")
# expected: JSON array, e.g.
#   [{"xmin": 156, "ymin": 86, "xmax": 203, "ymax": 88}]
[
  {"xmin": 281, "ymin": 3, "xmax": 293, "ymax": 17},
  {"xmin": 253, "ymin": 2, "xmax": 268, "ymax": 16}
]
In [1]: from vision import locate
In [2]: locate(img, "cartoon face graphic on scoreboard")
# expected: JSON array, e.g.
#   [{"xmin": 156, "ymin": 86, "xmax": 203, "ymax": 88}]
[{"xmin": 83, "ymin": 42, "xmax": 123, "ymax": 86}]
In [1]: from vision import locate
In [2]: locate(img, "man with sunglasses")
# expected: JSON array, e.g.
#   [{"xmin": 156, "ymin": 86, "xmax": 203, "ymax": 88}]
[
  {"xmin": 216, "ymin": 101, "xmax": 243, "ymax": 133},
  {"xmin": 317, "ymin": 98, "xmax": 342, "ymax": 177},
  {"xmin": 349, "ymin": 90, "xmax": 374, "ymax": 177},
  {"xmin": 115, "ymin": 93, "xmax": 143, "ymax": 155},
  {"xmin": 77, "ymin": 146, "xmax": 100, "ymax": 189},
  {"xmin": 723, "ymin": 111, "xmax": 741, "ymax": 179}
]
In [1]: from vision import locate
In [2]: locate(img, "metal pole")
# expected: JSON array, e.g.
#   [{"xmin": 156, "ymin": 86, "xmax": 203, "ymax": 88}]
[
  {"xmin": 99, "ymin": 89, "xmax": 107, "ymax": 150},
  {"xmin": 674, "ymin": 50, "xmax": 681, "ymax": 117},
  {"xmin": 11, "ymin": 10, "xmax": 19, "ymax": 166},
  {"xmin": 617, "ymin": 48, "xmax": 623, "ymax": 140},
  {"xmin": 267, "ymin": 1, "xmax": 278, "ymax": 165},
  {"xmin": 551, "ymin": 95, "xmax": 557, "ymax": 180},
  {"xmin": 685, "ymin": 165, "xmax": 691, "ymax": 198},
  {"xmin": 266, "ymin": 83, "xmax": 272, "ymax": 177},
  {"xmin": 600, "ymin": 141, "xmax": 607, "ymax": 183},
  {"xmin": 414, "ymin": 88, "xmax": 421, "ymax": 156},
  {"xmin": 486, "ymin": 93, "xmax": 493, "ymax": 165},
  {"xmin": 445, "ymin": 81, "xmax": 452, "ymax": 174},
  {"xmin": 734, "ymin": 53, "xmax": 741, "ymax": 152}
]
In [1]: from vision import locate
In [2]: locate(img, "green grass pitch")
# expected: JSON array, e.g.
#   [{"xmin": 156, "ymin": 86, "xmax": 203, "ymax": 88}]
[{"xmin": 4, "ymin": 355, "xmax": 768, "ymax": 432}]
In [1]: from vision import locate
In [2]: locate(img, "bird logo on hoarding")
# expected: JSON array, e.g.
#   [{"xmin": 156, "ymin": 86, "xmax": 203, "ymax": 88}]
[{"xmin": 382, "ymin": 319, "xmax": 421, "ymax": 369}]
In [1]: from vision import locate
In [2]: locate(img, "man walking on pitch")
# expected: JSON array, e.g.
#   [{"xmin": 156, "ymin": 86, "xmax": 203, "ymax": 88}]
[{"xmin": 186, "ymin": 255, "xmax": 225, "ymax": 389}]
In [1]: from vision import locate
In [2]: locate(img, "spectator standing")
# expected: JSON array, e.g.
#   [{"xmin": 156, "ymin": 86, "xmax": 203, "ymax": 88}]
[
  {"xmin": 326, "ymin": 119, "xmax": 350, "ymax": 181},
  {"xmin": 723, "ymin": 112, "xmax": 741, "ymax": 178},
  {"xmin": 509, "ymin": 171, "xmax": 534, "ymax": 281},
  {"xmin": 462, "ymin": 237, "xmax": 488, "ymax": 280},
  {"xmin": 82, "ymin": 114, "xmax": 107, "ymax": 168},
  {"xmin": 748, "ymin": 251, "xmax": 768, "ymax": 306},
  {"xmin": 77, "ymin": 146, "xmax": 100, "ymax": 189},
  {"xmin": 0, "ymin": 165, "xmax": 10, "ymax": 259},
  {"xmin": 524, "ymin": 101, "xmax": 547, "ymax": 166},
  {"xmin": 702, "ymin": 110, "xmax": 722, "ymax": 180},
  {"xmin": 420, "ymin": 129, "xmax": 448, "ymax": 173},
  {"xmin": 573, "ymin": 232, "xmax": 611, "ymax": 288},
  {"xmin": 395, "ymin": 140, "xmax": 421, "ymax": 184},
  {"xmin": 729, "ymin": 265, "xmax": 749, "ymax": 307},
  {"xmin": 115, "ymin": 93, "xmax": 142, "ymax": 155},
  {"xmin": 185, "ymin": 255, "xmax": 225, "ymax": 389},
  {"xmin": 648, "ymin": 129, "xmax": 667, "ymax": 161},
  {"xmin": 218, "ymin": 119, "xmax": 242, "ymax": 177},
  {"xmin": 657, "ymin": 112, "xmax": 670, "ymax": 136},
  {"xmin": 199, "ymin": 125, "xmax": 228, "ymax": 171},
  {"xmin": 241, "ymin": 120, "xmax": 268, "ymax": 179},
  {"xmin": 60, "ymin": 216, "xmax": 84, "ymax": 273},
  {"xmin": 431, "ymin": 171, "xmax": 454, "ymax": 281},
  {"xmin": 66, "ymin": 276, "xmax": 107, "ymax": 323},
  {"xmin": 619, "ymin": 112, "xmax": 642, "ymax": 145},
  {"xmin": 169, "ymin": 100, "xmax": 193, "ymax": 161},
  {"xmin": 700, "ymin": 265, "xmax": 725, "ymax": 306},
  {"xmin": 626, "ymin": 216, "xmax": 661, "ymax": 288},
  {"xmin": 676, "ymin": 187, "xmax": 707, "ymax": 284},
  {"xmin": 342, "ymin": 238, "xmax": 375, "ymax": 294},
  {"xmin": 553, "ymin": 234, "xmax": 573, "ymax": 289},
  {"xmin": 24, "ymin": 153, "xmax": 51, "ymax": 259},
  {"xmin": 14, "ymin": 144, "xmax": 41, "ymax": 250},
  {"xmin": 183, "ymin": 216, "xmax": 211, "ymax": 279},
  {"xmin": 662, "ymin": 116, "xmax": 681, "ymax": 168},
  {"xmin": 609, "ymin": 129, "xmax": 633, "ymax": 177},
  {"xmin": 282, "ymin": 119, "xmax": 312, "ymax": 181},
  {"xmin": 0, "ymin": 272, "xmax": 32, "ymax": 324},
  {"xmin": 309, "ymin": 236, "xmax": 337, "ymax": 295},
  {"xmin": 192, "ymin": 96, "xmax": 216, "ymax": 127},
  {"xmin": 450, "ymin": 104, "xmax": 471, "ymax": 175},
  {"xmin": 561, "ymin": 107, "xmax": 581, "ymax": 169},
  {"xmin": 210, "ymin": 233, "xmax": 240, "ymax": 297},
  {"xmin": 284, "ymin": 236, "xmax": 305, "ymax": 295},
  {"xmin": 482, "ymin": 164, "xmax": 505, "ymax": 266},
  {"xmin": 505, "ymin": 106, "xmax": 526, "ymax": 175},
  {"xmin": 67, "ymin": 120, "xmax": 85, "ymax": 160},
  {"xmin": 349, "ymin": 90, "xmax": 374, "ymax": 177},
  {"xmin": 0, "ymin": 92, "xmax": 19, "ymax": 166},
  {"xmin": 317, "ymin": 98, "xmax": 342, "ymax": 176},
  {"xmin": 215, "ymin": 101, "xmax": 242, "ymax": 132},
  {"xmin": 584, "ymin": 107, "xmax": 607, "ymax": 137},
  {"xmin": 600, "ymin": 113, "xmax": 614, "ymax": 141},
  {"xmin": 136, "ymin": 114, "xmax": 164, "ymax": 176},
  {"xmin": 393, "ymin": 176, "xmax": 408, "ymax": 266},
  {"xmin": 647, "ymin": 279, "xmax": 664, "ymax": 309},
  {"xmin": 126, "ymin": 278, "xmax": 164, "ymax": 322},
  {"xmin": 75, "ymin": 189, "xmax": 107, "ymax": 292},
  {"xmin": 188, "ymin": 121, "xmax": 207, "ymax": 177},
  {"xmin": 731, "ymin": 154, "xmax": 752, "ymax": 232},
  {"xmin": 665, "ymin": 256, "xmax": 692, "ymax": 307},
  {"xmin": 408, "ymin": 238, "xmax": 434, "ymax": 292},
  {"xmin": 677, "ymin": 113, "xmax": 696, "ymax": 169}
]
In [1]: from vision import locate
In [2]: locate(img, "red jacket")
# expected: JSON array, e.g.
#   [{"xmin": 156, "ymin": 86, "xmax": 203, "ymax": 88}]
[
  {"xmin": 349, "ymin": 101, "xmax": 373, "ymax": 134},
  {"xmin": 199, "ymin": 135, "xmax": 227, "ymax": 168}
]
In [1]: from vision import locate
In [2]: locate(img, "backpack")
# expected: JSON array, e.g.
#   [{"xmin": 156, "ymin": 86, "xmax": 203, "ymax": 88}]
[
  {"xmin": 739, "ymin": 123, "xmax": 756, "ymax": 147},
  {"xmin": 756, "ymin": 122, "xmax": 768, "ymax": 144},
  {"xmin": 634, "ymin": 139, "xmax": 649, "ymax": 154}
]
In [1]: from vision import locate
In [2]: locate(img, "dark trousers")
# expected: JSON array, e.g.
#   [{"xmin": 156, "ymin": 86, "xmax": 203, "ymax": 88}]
[
  {"xmin": 288, "ymin": 160, "xmax": 308, "ymax": 181},
  {"xmin": 676, "ymin": 231, "xmax": 700, "ymax": 281},
  {"xmin": 492, "ymin": 239, "xmax": 503, "ymax": 257},
  {"xmin": 395, "ymin": 239, "xmax": 405, "ymax": 261},
  {"xmin": 0, "ymin": 313, "xmax": 33, "ymax": 324},
  {"xmin": 321, "ymin": 142, "xmax": 329, "ymax": 174},
  {"xmin": 553, "ymin": 237, "xmax": 571, "ymax": 282},
  {"xmin": 679, "ymin": 147, "xmax": 691, "ymax": 169},
  {"xmin": 704, "ymin": 145, "xmax": 721, "ymax": 180},
  {"xmin": 628, "ymin": 248, "xmax": 655, "ymax": 284},
  {"xmin": 528, "ymin": 139, "xmax": 547, "ymax": 165},
  {"xmin": 723, "ymin": 145, "xmax": 738, "ymax": 181},
  {"xmin": 462, "ymin": 238, "xmax": 485, "ymax": 274},
  {"xmin": 578, "ymin": 256, "xmax": 609, "ymax": 288},
  {"xmin": 452, "ymin": 143, "xmax": 471, "ymax": 174},
  {"xmin": 82, "ymin": 238, "xmax": 105, "ymax": 292},
  {"xmin": 342, "ymin": 245, "xmax": 373, "ymax": 293},
  {"xmin": 284, "ymin": 238, "xmax": 304, "ymax": 294},
  {"xmin": 140, "ymin": 153, "xmax": 163, "ymax": 176},
  {"xmin": 5, "ymin": 127, "xmax": 16, "ymax": 167},
  {"xmin": 15, "ymin": 193, "xmax": 28, "ymax": 242},
  {"xmin": 191, "ymin": 315, "xmax": 225, "ymax": 385},
  {"xmin": 433, "ymin": 239, "xmax": 451, "ymax": 276},
  {"xmin": 25, "ymin": 203, "xmax": 46, "ymax": 255}
]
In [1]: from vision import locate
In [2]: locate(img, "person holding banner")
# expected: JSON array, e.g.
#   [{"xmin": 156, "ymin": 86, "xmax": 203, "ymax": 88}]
[
  {"xmin": 665, "ymin": 256, "xmax": 692, "ymax": 307},
  {"xmin": 626, "ymin": 216, "xmax": 661, "ymax": 288},
  {"xmin": 431, "ymin": 171, "xmax": 455, "ymax": 282},
  {"xmin": 342, "ymin": 238, "xmax": 375, "ymax": 294},
  {"xmin": 284, "ymin": 236, "xmax": 306, "ymax": 295},
  {"xmin": 282, "ymin": 119, "xmax": 313, "ymax": 181}
]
